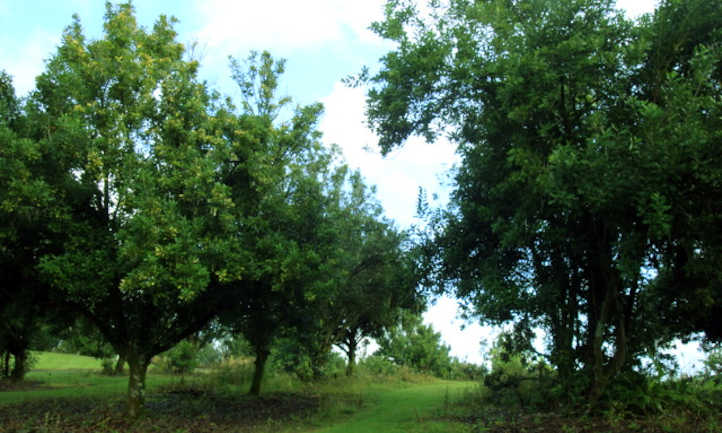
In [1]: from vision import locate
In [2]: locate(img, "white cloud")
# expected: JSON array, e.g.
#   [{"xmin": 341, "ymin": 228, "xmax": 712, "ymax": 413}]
[
  {"xmin": 319, "ymin": 82, "xmax": 459, "ymax": 228},
  {"xmin": 192, "ymin": 0, "xmax": 387, "ymax": 52},
  {"xmin": 424, "ymin": 295, "xmax": 494, "ymax": 364}
]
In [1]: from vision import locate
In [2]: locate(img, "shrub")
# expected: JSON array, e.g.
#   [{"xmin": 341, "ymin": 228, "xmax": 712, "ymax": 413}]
[
  {"xmin": 196, "ymin": 344, "xmax": 223, "ymax": 368},
  {"xmin": 100, "ymin": 357, "xmax": 115, "ymax": 375},
  {"xmin": 358, "ymin": 355, "xmax": 399, "ymax": 376},
  {"xmin": 164, "ymin": 340, "xmax": 199, "ymax": 376}
]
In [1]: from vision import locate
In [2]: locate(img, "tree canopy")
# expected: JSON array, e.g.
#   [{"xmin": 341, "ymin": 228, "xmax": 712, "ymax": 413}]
[
  {"xmin": 1, "ymin": 3, "xmax": 424, "ymax": 415},
  {"xmin": 365, "ymin": 0, "xmax": 722, "ymax": 402}
]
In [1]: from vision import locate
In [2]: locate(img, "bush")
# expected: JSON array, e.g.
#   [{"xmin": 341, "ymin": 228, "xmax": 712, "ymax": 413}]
[
  {"xmin": 703, "ymin": 348, "xmax": 722, "ymax": 383},
  {"xmin": 358, "ymin": 355, "xmax": 399, "ymax": 376},
  {"xmin": 164, "ymin": 340, "xmax": 199, "ymax": 376},
  {"xmin": 196, "ymin": 344, "xmax": 223, "ymax": 367},
  {"xmin": 448, "ymin": 359, "xmax": 487, "ymax": 381},
  {"xmin": 100, "ymin": 357, "xmax": 115, "ymax": 375}
]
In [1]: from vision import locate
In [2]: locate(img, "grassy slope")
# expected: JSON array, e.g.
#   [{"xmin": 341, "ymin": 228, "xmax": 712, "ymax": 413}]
[
  {"xmin": 31, "ymin": 351, "xmax": 102, "ymax": 370},
  {"xmin": 308, "ymin": 380, "xmax": 474, "ymax": 433}
]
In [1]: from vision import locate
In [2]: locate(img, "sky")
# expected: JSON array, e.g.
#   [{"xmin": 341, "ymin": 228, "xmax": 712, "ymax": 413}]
[{"xmin": 1, "ymin": 0, "xmax": 706, "ymax": 371}]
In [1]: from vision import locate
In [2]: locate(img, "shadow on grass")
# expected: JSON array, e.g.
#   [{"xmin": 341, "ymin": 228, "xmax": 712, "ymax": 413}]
[{"xmin": 0, "ymin": 378, "xmax": 370, "ymax": 433}]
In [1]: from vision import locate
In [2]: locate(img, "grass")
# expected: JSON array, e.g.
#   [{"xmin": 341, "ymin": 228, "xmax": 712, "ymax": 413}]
[
  {"xmin": 0, "ymin": 351, "xmax": 177, "ymax": 406},
  {"xmin": 0, "ymin": 352, "xmax": 480, "ymax": 433},
  {"xmin": 311, "ymin": 380, "xmax": 475, "ymax": 433},
  {"xmin": 30, "ymin": 351, "xmax": 103, "ymax": 370},
  {"xmin": 11, "ymin": 352, "xmax": 719, "ymax": 433}
]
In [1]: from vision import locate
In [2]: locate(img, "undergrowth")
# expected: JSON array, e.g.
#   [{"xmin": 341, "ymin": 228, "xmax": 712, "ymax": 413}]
[{"xmin": 441, "ymin": 373, "xmax": 722, "ymax": 433}]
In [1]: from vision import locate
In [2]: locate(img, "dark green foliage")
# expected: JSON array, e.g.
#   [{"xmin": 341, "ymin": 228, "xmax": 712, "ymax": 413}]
[
  {"xmin": 163, "ymin": 340, "xmax": 199, "ymax": 376},
  {"xmin": 271, "ymin": 339, "xmax": 346, "ymax": 381},
  {"xmin": 481, "ymin": 331, "xmax": 557, "ymax": 409},
  {"xmin": 0, "ymin": 70, "xmax": 67, "ymax": 382},
  {"xmin": 53, "ymin": 319, "xmax": 115, "ymax": 360},
  {"xmin": 12, "ymin": 3, "xmax": 249, "ymax": 415},
  {"xmin": 365, "ymin": 0, "xmax": 722, "ymax": 403},
  {"xmin": 219, "ymin": 49, "xmax": 348, "ymax": 394}
]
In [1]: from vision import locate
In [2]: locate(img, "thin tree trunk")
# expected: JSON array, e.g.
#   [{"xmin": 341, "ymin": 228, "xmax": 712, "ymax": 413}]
[
  {"xmin": 345, "ymin": 338, "xmax": 357, "ymax": 377},
  {"xmin": 127, "ymin": 354, "xmax": 150, "ymax": 418},
  {"xmin": 2, "ymin": 351, "xmax": 9, "ymax": 378},
  {"xmin": 115, "ymin": 352, "xmax": 126, "ymax": 375},
  {"xmin": 249, "ymin": 347, "xmax": 269, "ymax": 396}
]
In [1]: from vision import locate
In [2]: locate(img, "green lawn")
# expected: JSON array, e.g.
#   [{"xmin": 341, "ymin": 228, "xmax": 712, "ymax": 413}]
[
  {"xmin": 307, "ymin": 380, "xmax": 474, "ymax": 433},
  {"xmin": 30, "ymin": 351, "xmax": 102, "ymax": 370},
  {"xmin": 0, "ymin": 351, "xmax": 175, "ymax": 405},
  {"xmin": 2, "ymin": 353, "xmax": 477, "ymax": 432}
]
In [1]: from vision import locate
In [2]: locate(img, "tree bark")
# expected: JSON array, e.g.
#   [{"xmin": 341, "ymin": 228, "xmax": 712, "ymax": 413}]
[
  {"xmin": 345, "ymin": 342, "xmax": 357, "ymax": 377},
  {"xmin": 249, "ymin": 347, "xmax": 269, "ymax": 396},
  {"xmin": 10, "ymin": 349, "xmax": 27, "ymax": 381},
  {"xmin": 115, "ymin": 352, "xmax": 126, "ymax": 375},
  {"xmin": 2, "ymin": 351, "xmax": 9, "ymax": 378},
  {"xmin": 127, "ymin": 354, "xmax": 150, "ymax": 418}
]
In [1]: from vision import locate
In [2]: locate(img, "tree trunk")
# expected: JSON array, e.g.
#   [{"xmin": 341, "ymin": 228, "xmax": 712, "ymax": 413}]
[
  {"xmin": 115, "ymin": 352, "xmax": 126, "ymax": 375},
  {"xmin": 2, "ymin": 351, "xmax": 9, "ymax": 378},
  {"xmin": 589, "ymin": 285, "xmax": 613, "ymax": 402},
  {"xmin": 345, "ymin": 339, "xmax": 357, "ymax": 377},
  {"xmin": 249, "ymin": 347, "xmax": 269, "ymax": 396},
  {"xmin": 10, "ymin": 349, "xmax": 27, "ymax": 381},
  {"xmin": 127, "ymin": 354, "xmax": 150, "ymax": 418}
]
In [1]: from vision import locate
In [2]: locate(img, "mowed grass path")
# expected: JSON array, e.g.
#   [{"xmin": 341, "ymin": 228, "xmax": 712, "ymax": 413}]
[{"xmin": 310, "ymin": 380, "xmax": 474, "ymax": 433}]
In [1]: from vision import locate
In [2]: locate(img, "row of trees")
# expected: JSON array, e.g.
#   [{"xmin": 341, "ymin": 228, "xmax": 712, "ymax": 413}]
[
  {"xmin": 363, "ymin": 0, "xmax": 722, "ymax": 403},
  {"xmin": 0, "ymin": 3, "xmax": 421, "ymax": 417}
]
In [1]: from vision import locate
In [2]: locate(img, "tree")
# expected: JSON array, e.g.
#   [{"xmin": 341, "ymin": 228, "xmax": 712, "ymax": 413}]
[
  {"xmin": 269, "ymin": 168, "xmax": 423, "ymax": 379},
  {"xmin": 220, "ymin": 50, "xmax": 342, "ymax": 395},
  {"xmin": 364, "ymin": 0, "xmax": 722, "ymax": 402},
  {"xmin": 0, "ymin": 71, "xmax": 68, "ymax": 381},
  {"xmin": 26, "ymin": 4, "xmax": 245, "ymax": 416},
  {"xmin": 375, "ymin": 311, "xmax": 451, "ymax": 377},
  {"xmin": 328, "ymin": 185, "xmax": 422, "ymax": 377}
]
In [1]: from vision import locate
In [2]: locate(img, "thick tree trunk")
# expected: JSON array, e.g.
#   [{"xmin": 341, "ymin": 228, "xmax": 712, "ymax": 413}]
[
  {"xmin": 127, "ymin": 355, "xmax": 150, "ymax": 418},
  {"xmin": 10, "ymin": 349, "xmax": 27, "ymax": 381},
  {"xmin": 249, "ymin": 347, "xmax": 269, "ymax": 396}
]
